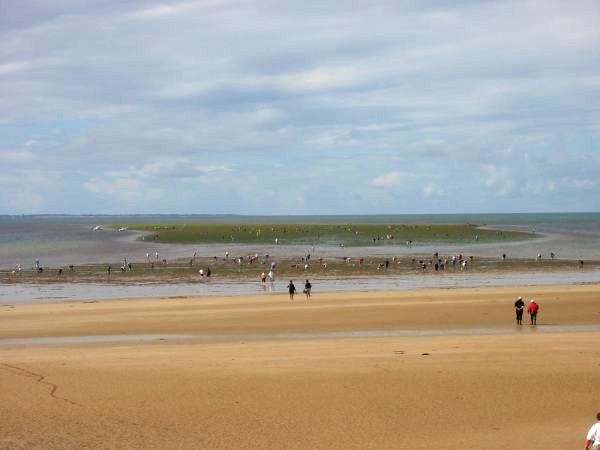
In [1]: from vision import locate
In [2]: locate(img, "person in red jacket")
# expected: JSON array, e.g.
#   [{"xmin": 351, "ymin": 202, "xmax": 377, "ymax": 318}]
[{"xmin": 527, "ymin": 299, "xmax": 539, "ymax": 325}]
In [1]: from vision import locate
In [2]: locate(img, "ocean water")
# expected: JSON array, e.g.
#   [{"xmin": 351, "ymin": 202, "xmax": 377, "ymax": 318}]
[
  {"xmin": 1, "ymin": 213, "xmax": 599, "ymax": 269},
  {"xmin": 1, "ymin": 213, "xmax": 599, "ymax": 303}
]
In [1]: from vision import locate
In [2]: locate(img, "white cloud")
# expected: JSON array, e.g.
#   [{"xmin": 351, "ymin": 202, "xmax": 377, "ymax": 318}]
[
  {"xmin": 0, "ymin": 148, "xmax": 34, "ymax": 162},
  {"xmin": 371, "ymin": 172, "xmax": 403, "ymax": 188},
  {"xmin": 479, "ymin": 165, "xmax": 515, "ymax": 197},
  {"xmin": 129, "ymin": 0, "xmax": 225, "ymax": 19},
  {"xmin": 139, "ymin": 160, "xmax": 233, "ymax": 179},
  {"xmin": 1, "ymin": 0, "xmax": 599, "ymax": 213},
  {"xmin": 83, "ymin": 177, "xmax": 144, "ymax": 197},
  {"xmin": 525, "ymin": 180, "xmax": 559, "ymax": 195},
  {"xmin": 422, "ymin": 183, "xmax": 443, "ymax": 199},
  {"xmin": 0, "ymin": 61, "xmax": 32, "ymax": 76}
]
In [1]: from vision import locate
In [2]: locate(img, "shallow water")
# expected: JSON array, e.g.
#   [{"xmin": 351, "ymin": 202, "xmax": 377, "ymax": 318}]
[
  {"xmin": 1, "ymin": 270, "xmax": 599, "ymax": 304},
  {"xmin": 2, "ymin": 214, "xmax": 599, "ymax": 303},
  {"xmin": 2, "ymin": 323, "xmax": 600, "ymax": 347},
  {"xmin": 1, "ymin": 213, "xmax": 600, "ymax": 269}
]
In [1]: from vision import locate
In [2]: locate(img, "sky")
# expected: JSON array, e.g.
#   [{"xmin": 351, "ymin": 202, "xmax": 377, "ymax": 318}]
[{"xmin": 1, "ymin": 0, "xmax": 599, "ymax": 215}]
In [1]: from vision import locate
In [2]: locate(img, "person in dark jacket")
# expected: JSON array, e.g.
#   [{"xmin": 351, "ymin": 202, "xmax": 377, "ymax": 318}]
[
  {"xmin": 287, "ymin": 280, "xmax": 296, "ymax": 300},
  {"xmin": 304, "ymin": 279, "xmax": 312, "ymax": 300},
  {"xmin": 514, "ymin": 296, "xmax": 525, "ymax": 325}
]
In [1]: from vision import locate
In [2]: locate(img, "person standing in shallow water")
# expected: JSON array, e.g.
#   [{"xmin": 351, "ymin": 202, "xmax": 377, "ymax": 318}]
[
  {"xmin": 527, "ymin": 299, "xmax": 539, "ymax": 325},
  {"xmin": 287, "ymin": 280, "xmax": 296, "ymax": 300},
  {"xmin": 304, "ymin": 279, "xmax": 312, "ymax": 300},
  {"xmin": 514, "ymin": 296, "xmax": 525, "ymax": 325}
]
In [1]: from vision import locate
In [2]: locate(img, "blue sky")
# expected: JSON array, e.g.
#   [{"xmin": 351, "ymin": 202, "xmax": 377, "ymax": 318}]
[{"xmin": 1, "ymin": 0, "xmax": 599, "ymax": 214}]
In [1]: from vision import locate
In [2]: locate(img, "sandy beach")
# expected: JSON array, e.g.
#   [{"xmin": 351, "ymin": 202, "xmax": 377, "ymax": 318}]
[{"xmin": 1, "ymin": 284, "xmax": 600, "ymax": 449}]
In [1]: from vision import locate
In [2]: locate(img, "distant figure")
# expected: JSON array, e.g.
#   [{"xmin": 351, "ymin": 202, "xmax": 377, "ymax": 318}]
[
  {"xmin": 155, "ymin": 251, "xmax": 159, "ymax": 261},
  {"xmin": 537, "ymin": 253, "xmax": 542, "ymax": 260},
  {"xmin": 107, "ymin": 265, "xmax": 111, "ymax": 275},
  {"xmin": 206, "ymin": 267, "xmax": 211, "ymax": 277},
  {"xmin": 261, "ymin": 272, "xmax": 266, "ymax": 283},
  {"xmin": 69, "ymin": 264, "xmax": 74, "ymax": 271},
  {"xmin": 502, "ymin": 253, "xmax": 506, "ymax": 261},
  {"xmin": 550, "ymin": 252, "xmax": 555, "ymax": 260},
  {"xmin": 304, "ymin": 263, "xmax": 309, "ymax": 272},
  {"xmin": 304, "ymin": 279, "xmax": 312, "ymax": 299},
  {"xmin": 268, "ymin": 270, "xmax": 274, "ymax": 282},
  {"xmin": 58, "ymin": 268, "xmax": 62, "ymax": 276},
  {"xmin": 35, "ymin": 259, "xmax": 40, "ymax": 269},
  {"xmin": 514, "ymin": 296, "xmax": 525, "ymax": 325},
  {"xmin": 580, "ymin": 260, "xmax": 585, "ymax": 269},
  {"xmin": 584, "ymin": 412, "xmax": 600, "ymax": 450},
  {"xmin": 287, "ymin": 280, "xmax": 296, "ymax": 300},
  {"xmin": 527, "ymin": 300, "xmax": 539, "ymax": 325},
  {"xmin": 199, "ymin": 268, "xmax": 204, "ymax": 277}
]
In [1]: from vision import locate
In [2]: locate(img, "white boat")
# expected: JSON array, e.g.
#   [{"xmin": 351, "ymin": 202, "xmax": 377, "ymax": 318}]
[
  {"xmin": 93, "ymin": 225, "xmax": 103, "ymax": 231},
  {"xmin": 118, "ymin": 227, "xmax": 129, "ymax": 231}
]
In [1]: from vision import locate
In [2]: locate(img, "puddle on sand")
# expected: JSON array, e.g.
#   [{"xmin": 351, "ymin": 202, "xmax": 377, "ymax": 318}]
[{"xmin": 2, "ymin": 324, "xmax": 600, "ymax": 347}]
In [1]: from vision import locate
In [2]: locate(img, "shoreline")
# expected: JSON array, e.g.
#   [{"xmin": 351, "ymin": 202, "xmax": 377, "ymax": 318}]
[{"xmin": 2, "ymin": 267, "xmax": 599, "ymax": 304}]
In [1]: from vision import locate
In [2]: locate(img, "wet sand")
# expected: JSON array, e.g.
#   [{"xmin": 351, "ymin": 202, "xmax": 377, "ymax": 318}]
[{"xmin": 1, "ymin": 284, "xmax": 600, "ymax": 449}]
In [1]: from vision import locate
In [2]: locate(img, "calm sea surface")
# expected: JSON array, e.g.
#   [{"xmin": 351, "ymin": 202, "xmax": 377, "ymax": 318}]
[{"xmin": 1, "ymin": 213, "xmax": 599, "ymax": 303}]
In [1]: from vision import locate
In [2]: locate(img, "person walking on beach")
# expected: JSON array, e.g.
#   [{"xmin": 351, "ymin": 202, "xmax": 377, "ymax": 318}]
[
  {"xmin": 304, "ymin": 279, "xmax": 312, "ymax": 300},
  {"xmin": 584, "ymin": 412, "xmax": 600, "ymax": 450},
  {"xmin": 261, "ymin": 272, "xmax": 266, "ymax": 283},
  {"xmin": 287, "ymin": 280, "xmax": 296, "ymax": 300},
  {"xmin": 527, "ymin": 299, "xmax": 539, "ymax": 325},
  {"xmin": 514, "ymin": 296, "xmax": 525, "ymax": 325}
]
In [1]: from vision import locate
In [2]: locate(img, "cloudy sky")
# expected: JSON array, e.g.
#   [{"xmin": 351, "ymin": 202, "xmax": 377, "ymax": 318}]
[{"xmin": 1, "ymin": 0, "xmax": 599, "ymax": 214}]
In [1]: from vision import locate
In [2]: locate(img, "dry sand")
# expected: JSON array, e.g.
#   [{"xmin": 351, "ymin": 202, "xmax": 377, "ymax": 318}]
[{"xmin": 1, "ymin": 284, "xmax": 600, "ymax": 449}]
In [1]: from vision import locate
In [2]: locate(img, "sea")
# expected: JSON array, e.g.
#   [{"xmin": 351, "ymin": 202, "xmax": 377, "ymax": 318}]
[{"xmin": 1, "ymin": 213, "xmax": 599, "ymax": 303}]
